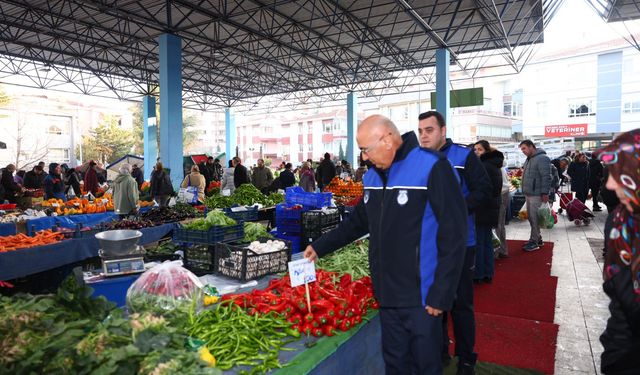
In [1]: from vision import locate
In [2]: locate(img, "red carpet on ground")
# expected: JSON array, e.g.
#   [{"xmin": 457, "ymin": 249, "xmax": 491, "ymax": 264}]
[{"xmin": 449, "ymin": 240, "xmax": 559, "ymax": 374}]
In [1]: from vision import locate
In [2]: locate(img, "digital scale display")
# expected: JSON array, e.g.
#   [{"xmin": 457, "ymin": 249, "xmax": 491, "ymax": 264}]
[{"xmin": 103, "ymin": 258, "xmax": 145, "ymax": 276}]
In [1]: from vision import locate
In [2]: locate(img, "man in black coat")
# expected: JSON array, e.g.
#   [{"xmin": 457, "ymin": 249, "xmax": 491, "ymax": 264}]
[
  {"xmin": 233, "ymin": 157, "xmax": 250, "ymax": 188},
  {"xmin": 1, "ymin": 164, "xmax": 22, "ymax": 202},
  {"xmin": 131, "ymin": 164, "xmax": 144, "ymax": 190},
  {"xmin": 279, "ymin": 163, "xmax": 295, "ymax": 189},
  {"xmin": 588, "ymin": 156, "xmax": 604, "ymax": 211},
  {"xmin": 316, "ymin": 152, "xmax": 336, "ymax": 191},
  {"xmin": 23, "ymin": 165, "xmax": 46, "ymax": 189},
  {"xmin": 198, "ymin": 156, "xmax": 216, "ymax": 188}
]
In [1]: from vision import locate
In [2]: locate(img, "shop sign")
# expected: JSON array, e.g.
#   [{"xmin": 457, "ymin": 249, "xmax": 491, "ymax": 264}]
[{"xmin": 544, "ymin": 124, "xmax": 587, "ymax": 137}]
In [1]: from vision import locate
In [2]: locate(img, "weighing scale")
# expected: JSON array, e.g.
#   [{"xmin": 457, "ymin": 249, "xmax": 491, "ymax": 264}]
[{"xmin": 95, "ymin": 230, "xmax": 146, "ymax": 277}]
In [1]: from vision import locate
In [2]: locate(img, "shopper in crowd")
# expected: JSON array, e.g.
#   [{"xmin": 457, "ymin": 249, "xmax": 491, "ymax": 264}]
[
  {"xmin": 354, "ymin": 159, "xmax": 367, "ymax": 182},
  {"xmin": 519, "ymin": 140, "xmax": 552, "ymax": 252},
  {"xmin": 84, "ymin": 161, "xmax": 100, "ymax": 196},
  {"xmin": 1, "ymin": 164, "xmax": 22, "ymax": 203},
  {"xmin": 549, "ymin": 163, "xmax": 560, "ymax": 204},
  {"xmin": 418, "ymin": 111, "xmax": 491, "ymax": 373},
  {"xmin": 212, "ymin": 158, "xmax": 223, "ymax": 181},
  {"xmin": 131, "ymin": 164, "xmax": 144, "ymax": 191},
  {"xmin": 198, "ymin": 156, "xmax": 216, "ymax": 189},
  {"xmin": 298, "ymin": 161, "xmax": 316, "ymax": 192},
  {"xmin": 113, "ymin": 163, "xmax": 139, "ymax": 217},
  {"xmin": 23, "ymin": 165, "xmax": 46, "ymax": 189},
  {"xmin": 181, "ymin": 165, "xmax": 207, "ymax": 204},
  {"xmin": 279, "ymin": 162, "xmax": 295, "ymax": 189},
  {"xmin": 497, "ymin": 160, "xmax": 511, "ymax": 258},
  {"xmin": 595, "ymin": 129, "xmax": 640, "ymax": 374},
  {"xmin": 316, "ymin": 152, "xmax": 336, "ymax": 191},
  {"xmin": 340, "ymin": 159, "xmax": 353, "ymax": 179},
  {"xmin": 568, "ymin": 152, "xmax": 590, "ymax": 203},
  {"xmin": 601, "ymin": 166, "xmax": 620, "ymax": 213},
  {"xmin": 251, "ymin": 158, "xmax": 274, "ymax": 194},
  {"xmin": 150, "ymin": 162, "xmax": 174, "ymax": 207},
  {"xmin": 43, "ymin": 163, "xmax": 66, "ymax": 201},
  {"xmin": 14, "ymin": 170, "xmax": 25, "ymax": 186},
  {"xmin": 221, "ymin": 160, "xmax": 236, "ymax": 194},
  {"xmin": 37, "ymin": 161, "xmax": 47, "ymax": 179},
  {"xmin": 304, "ymin": 115, "xmax": 467, "ymax": 374},
  {"xmin": 551, "ymin": 157, "xmax": 569, "ymax": 187},
  {"xmin": 472, "ymin": 140, "xmax": 504, "ymax": 284},
  {"xmin": 62, "ymin": 164, "xmax": 81, "ymax": 197},
  {"xmin": 588, "ymin": 155, "xmax": 604, "ymax": 211},
  {"xmin": 233, "ymin": 157, "xmax": 250, "ymax": 188}
]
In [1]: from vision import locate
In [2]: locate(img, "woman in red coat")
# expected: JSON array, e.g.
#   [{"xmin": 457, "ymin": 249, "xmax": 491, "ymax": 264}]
[{"xmin": 84, "ymin": 161, "xmax": 99, "ymax": 196}]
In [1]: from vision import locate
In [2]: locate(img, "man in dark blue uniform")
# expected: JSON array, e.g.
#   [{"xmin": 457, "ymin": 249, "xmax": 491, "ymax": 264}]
[
  {"xmin": 418, "ymin": 111, "xmax": 492, "ymax": 375},
  {"xmin": 304, "ymin": 115, "xmax": 468, "ymax": 374}
]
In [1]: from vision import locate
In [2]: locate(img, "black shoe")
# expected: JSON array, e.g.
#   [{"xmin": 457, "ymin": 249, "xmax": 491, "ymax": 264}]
[
  {"xmin": 538, "ymin": 239, "xmax": 544, "ymax": 246},
  {"xmin": 456, "ymin": 362, "xmax": 476, "ymax": 375},
  {"xmin": 442, "ymin": 352, "xmax": 452, "ymax": 367},
  {"xmin": 482, "ymin": 277, "xmax": 493, "ymax": 284}
]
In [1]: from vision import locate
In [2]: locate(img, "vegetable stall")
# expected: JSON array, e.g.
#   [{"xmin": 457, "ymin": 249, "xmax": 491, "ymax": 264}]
[{"xmin": 0, "ymin": 183, "xmax": 386, "ymax": 373}]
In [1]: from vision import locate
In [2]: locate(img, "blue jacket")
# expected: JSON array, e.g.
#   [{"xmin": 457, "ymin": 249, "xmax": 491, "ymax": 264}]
[
  {"xmin": 43, "ymin": 174, "xmax": 66, "ymax": 201},
  {"xmin": 312, "ymin": 132, "xmax": 467, "ymax": 310},
  {"xmin": 439, "ymin": 139, "xmax": 492, "ymax": 247}
]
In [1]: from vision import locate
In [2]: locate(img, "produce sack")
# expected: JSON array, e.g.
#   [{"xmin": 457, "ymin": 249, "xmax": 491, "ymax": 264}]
[
  {"xmin": 126, "ymin": 261, "xmax": 203, "ymax": 314},
  {"xmin": 537, "ymin": 203, "xmax": 555, "ymax": 229},
  {"xmin": 177, "ymin": 186, "xmax": 199, "ymax": 205}
]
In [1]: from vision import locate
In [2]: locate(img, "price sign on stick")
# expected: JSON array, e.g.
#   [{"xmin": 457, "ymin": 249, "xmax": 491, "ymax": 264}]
[{"xmin": 288, "ymin": 255, "xmax": 317, "ymax": 288}]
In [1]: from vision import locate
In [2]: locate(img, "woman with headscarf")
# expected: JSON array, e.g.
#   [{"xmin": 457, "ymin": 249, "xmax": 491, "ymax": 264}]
[
  {"xmin": 113, "ymin": 163, "xmax": 139, "ymax": 217},
  {"xmin": 84, "ymin": 161, "xmax": 99, "ymax": 196},
  {"xmin": 299, "ymin": 161, "xmax": 316, "ymax": 192},
  {"xmin": 43, "ymin": 163, "xmax": 66, "ymax": 201},
  {"xmin": 597, "ymin": 129, "xmax": 640, "ymax": 374},
  {"xmin": 181, "ymin": 165, "xmax": 206, "ymax": 204}
]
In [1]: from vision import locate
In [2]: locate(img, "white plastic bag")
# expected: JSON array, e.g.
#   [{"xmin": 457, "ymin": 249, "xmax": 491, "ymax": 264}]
[{"xmin": 126, "ymin": 261, "xmax": 203, "ymax": 314}]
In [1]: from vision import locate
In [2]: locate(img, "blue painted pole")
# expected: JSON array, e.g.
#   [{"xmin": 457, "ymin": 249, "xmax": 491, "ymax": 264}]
[
  {"xmin": 225, "ymin": 107, "xmax": 236, "ymax": 164},
  {"xmin": 142, "ymin": 95, "xmax": 157, "ymax": 180},
  {"xmin": 346, "ymin": 91, "xmax": 358, "ymax": 166},
  {"xmin": 435, "ymin": 49, "xmax": 451, "ymax": 125},
  {"xmin": 158, "ymin": 33, "xmax": 183, "ymax": 188}
]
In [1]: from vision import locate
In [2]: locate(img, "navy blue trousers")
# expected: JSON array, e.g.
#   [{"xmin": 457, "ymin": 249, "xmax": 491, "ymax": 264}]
[
  {"xmin": 380, "ymin": 306, "xmax": 443, "ymax": 375},
  {"xmin": 442, "ymin": 246, "xmax": 477, "ymax": 365}
]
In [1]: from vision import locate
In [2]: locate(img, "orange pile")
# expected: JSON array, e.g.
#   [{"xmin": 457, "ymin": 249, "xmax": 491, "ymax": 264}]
[
  {"xmin": 0, "ymin": 230, "xmax": 64, "ymax": 252},
  {"xmin": 42, "ymin": 194, "xmax": 114, "ymax": 215},
  {"xmin": 323, "ymin": 177, "xmax": 364, "ymax": 197}
]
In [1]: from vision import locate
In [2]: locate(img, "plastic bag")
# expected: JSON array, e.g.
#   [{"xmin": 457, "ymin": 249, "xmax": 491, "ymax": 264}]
[
  {"xmin": 126, "ymin": 261, "xmax": 204, "ymax": 315},
  {"xmin": 538, "ymin": 203, "xmax": 555, "ymax": 229},
  {"xmin": 491, "ymin": 229, "xmax": 501, "ymax": 249},
  {"xmin": 518, "ymin": 204, "xmax": 528, "ymax": 220}
]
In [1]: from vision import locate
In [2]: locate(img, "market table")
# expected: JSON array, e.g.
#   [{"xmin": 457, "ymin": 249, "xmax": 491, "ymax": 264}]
[{"xmin": 0, "ymin": 222, "xmax": 177, "ymax": 280}]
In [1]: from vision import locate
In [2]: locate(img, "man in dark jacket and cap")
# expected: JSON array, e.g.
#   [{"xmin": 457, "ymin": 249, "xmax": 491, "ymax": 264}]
[
  {"xmin": 131, "ymin": 164, "xmax": 144, "ymax": 190},
  {"xmin": 315, "ymin": 152, "xmax": 336, "ymax": 191},
  {"xmin": 23, "ymin": 165, "xmax": 46, "ymax": 189},
  {"xmin": 43, "ymin": 163, "xmax": 66, "ymax": 201}
]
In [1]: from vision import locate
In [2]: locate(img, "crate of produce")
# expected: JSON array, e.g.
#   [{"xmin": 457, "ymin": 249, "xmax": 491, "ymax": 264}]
[
  {"xmin": 0, "ymin": 203, "xmax": 17, "ymax": 210},
  {"xmin": 214, "ymin": 238, "xmax": 292, "ymax": 281},
  {"xmin": 301, "ymin": 224, "xmax": 338, "ymax": 248},
  {"xmin": 223, "ymin": 206, "xmax": 259, "ymax": 222},
  {"xmin": 183, "ymin": 244, "xmax": 215, "ymax": 276},
  {"xmin": 144, "ymin": 240, "xmax": 182, "ymax": 263},
  {"xmin": 173, "ymin": 223, "xmax": 244, "ymax": 245},
  {"xmin": 285, "ymin": 187, "xmax": 332, "ymax": 208},
  {"xmin": 275, "ymin": 218, "xmax": 302, "ymax": 234},
  {"xmin": 275, "ymin": 203, "xmax": 310, "ymax": 220},
  {"xmin": 275, "ymin": 232, "xmax": 301, "ymax": 254}
]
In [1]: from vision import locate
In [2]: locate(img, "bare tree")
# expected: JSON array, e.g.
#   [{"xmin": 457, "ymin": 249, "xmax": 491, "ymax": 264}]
[{"xmin": 13, "ymin": 112, "xmax": 50, "ymax": 170}]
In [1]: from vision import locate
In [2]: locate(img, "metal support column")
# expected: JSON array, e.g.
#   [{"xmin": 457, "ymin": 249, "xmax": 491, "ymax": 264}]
[
  {"xmin": 435, "ymin": 49, "xmax": 451, "ymax": 125},
  {"xmin": 158, "ymin": 33, "xmax": 183, "ymax": 187},
  {"xmin": 143, "ymin": 95, "xmax": 157, "ymax": 180},
  {"xmin": 225, "ymin": 107, "xmax": 237, "ymax": 163},
  {"xmin": 346, "ymin": 91, "xmax": 358, "ymax": 166}
]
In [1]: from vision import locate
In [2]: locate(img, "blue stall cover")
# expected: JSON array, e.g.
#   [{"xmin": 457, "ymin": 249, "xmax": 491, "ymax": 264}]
[
  {"xmin": 26, "ymin": 212, "xmax": 118, "ymax": 235},
  {"xmin": 1, "ymin": 222, "xmax": 177, "ymax": 280},
  {"xmin": 0, "ymin": 222, "xmax": 17, "ymax": 236}
]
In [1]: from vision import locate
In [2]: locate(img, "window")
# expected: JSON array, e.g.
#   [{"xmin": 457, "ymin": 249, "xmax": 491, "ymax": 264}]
[
  {"xmin": 623, "ymin": 100, "xmax": 640, "ymax": 114},
  {"xmin": 307, "ymin": 121, "xmax": 313, "ymax": 133},
  {"xmin": 49, "ymin": 148, "xmax": 70, "ymax": 162},
  {"xmin": 308, "ymin": 143, "xmax": 313, "ymax": 152},
  {"xmin": 503, "ymin": 102, "xmax": 512, "ymax": 116},
  {"xmin": 536, "ymin": 101, "xmax": 548, "ymax": 118},
  {"xmin": 568, "ymin": 99, "xmax": 596, "ymax": 117},
  {"xmin": 298, "ymin": 122, "xmax": 303, "ymax": 133},
  {"xmin": 47, "ymin": 126, "xmax": 63, "ymax": 135},
  {"xmin": 299, "ymin": 144, "xmax": 304, "ymax": 152}
]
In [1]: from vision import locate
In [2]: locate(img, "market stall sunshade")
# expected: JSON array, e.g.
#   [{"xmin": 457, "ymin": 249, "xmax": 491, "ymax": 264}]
[
  {"xmin": 106, "ymin": 154, "xmax": 144, "ymax": 180},
  {"xmin": 0, "ymin": 0, "xmax": 562, "ymax": 111}
]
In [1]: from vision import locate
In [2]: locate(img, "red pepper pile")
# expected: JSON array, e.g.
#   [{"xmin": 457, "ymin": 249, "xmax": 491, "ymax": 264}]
[{"xmin": 221, "ymin": 270, "xmax": 379, "ymax": 337}]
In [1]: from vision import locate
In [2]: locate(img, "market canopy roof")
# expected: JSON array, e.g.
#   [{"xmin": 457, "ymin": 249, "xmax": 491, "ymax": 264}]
[
  {"xmin": 587, "ymin": 0, "xmax": 640, "ymax": 22},
  {"xmin": 0, "ymin": 0, "xmax": 562, "ymax": 111}
]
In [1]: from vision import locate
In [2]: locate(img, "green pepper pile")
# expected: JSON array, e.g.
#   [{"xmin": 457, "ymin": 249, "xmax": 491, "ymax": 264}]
[
  {"xmin": 316, "ymin": 239, "xmax": 370, "ymax": 279},
  {"xmin": 205, "ymin": 184, "xmax": 284, "ymax": 209}
]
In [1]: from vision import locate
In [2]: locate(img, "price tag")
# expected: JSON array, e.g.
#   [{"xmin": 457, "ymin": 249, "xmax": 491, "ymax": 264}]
[
  {"xmin": 221, "ymin": 189, "xmax": 231, "ymax": 196},
  {"xmin": 288, "ymin": 258, "xmax": 316, "ymax": 287}
]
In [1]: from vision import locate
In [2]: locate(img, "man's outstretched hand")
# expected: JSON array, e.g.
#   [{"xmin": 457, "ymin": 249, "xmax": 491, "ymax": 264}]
[{"xmin": 303, "ymin": 245, "xmax": 318, "ymax": 262}]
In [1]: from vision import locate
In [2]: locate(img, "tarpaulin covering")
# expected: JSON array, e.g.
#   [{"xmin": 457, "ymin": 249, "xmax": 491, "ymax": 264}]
[
  {"xmin": 0, "ymin": 222, "xmax": 16, "ymax": 236},
  {"xmin": 25, "ymin": 212, "xmax": 119, "ymax": 235}
]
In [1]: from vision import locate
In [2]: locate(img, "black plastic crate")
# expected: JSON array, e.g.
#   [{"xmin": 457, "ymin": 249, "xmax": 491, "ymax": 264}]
[
  {"xmin": 301, "ymin": 224, "xmax": 338, "ymax": 248},
  {"xmin": 183, "ymin": 244, "xmax": 215, "ymax": 276},
  {"xmin": 214, "ymin": 238, "xmax": 292, "ymax": 282},
  {"xmin": 223, "ymin": 206, "xmax": 259, "ymax": 222},
  {"xmin": 173, "ymin": 223, "xmax": 244, "ymax": 245},
  {"xmin": 302, "ymin": 209, "xmax": 340, "ymax": 237}
]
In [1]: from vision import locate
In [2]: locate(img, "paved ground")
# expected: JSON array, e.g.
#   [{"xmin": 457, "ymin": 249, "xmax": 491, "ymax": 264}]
[{"xmin": 505, "ymin": 198, "xmax": 609, "ymax": 375}]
